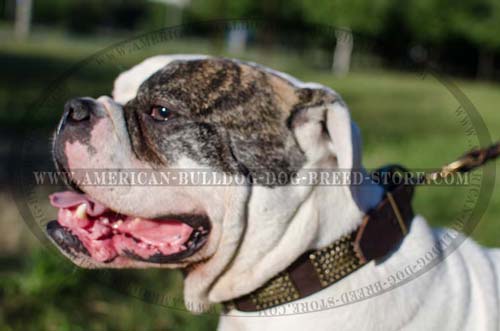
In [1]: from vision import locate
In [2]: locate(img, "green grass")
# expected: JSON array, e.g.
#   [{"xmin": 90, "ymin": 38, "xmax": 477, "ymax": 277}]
[{"xmin": 1, "ymin": 32, "xmax": 500, "ymax": 330}]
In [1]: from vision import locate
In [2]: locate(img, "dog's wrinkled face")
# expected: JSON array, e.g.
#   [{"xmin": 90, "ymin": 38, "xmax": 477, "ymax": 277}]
[{"xmin": 48, "ymin": 56, "xmax": 337, "ymax": 270}]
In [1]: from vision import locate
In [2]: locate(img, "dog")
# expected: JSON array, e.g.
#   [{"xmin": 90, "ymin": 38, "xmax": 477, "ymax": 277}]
[{"xmin": 47, "ymin": 55, "xmax": 500, "ymax": 330}]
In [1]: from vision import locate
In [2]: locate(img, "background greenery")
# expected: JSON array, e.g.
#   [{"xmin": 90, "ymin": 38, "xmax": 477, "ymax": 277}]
[{"xmin": 1, "ymin": 1, "xmax": 500, "ymax": 331}]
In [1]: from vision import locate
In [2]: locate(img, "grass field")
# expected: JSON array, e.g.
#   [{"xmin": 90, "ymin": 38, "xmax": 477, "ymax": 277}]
[{"xmin": 1, "ymin": 33, "xmax": 500, "ymax": 331}]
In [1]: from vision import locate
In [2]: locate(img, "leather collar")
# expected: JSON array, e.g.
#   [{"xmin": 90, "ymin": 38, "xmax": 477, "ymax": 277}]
[{"xmin": 223, "ymin": 175, "xmax": 414, "ymax": 312}]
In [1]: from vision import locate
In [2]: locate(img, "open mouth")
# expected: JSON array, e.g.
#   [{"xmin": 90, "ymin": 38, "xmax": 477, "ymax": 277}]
[{"xmin": 47, "ymin": 191, "xmax": 210, "ymax": 264}]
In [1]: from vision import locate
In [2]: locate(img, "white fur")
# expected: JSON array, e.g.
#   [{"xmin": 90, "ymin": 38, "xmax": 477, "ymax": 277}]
[{"xmin": 65, "ymin": 55, "xmax": 500, "ymax": 330}]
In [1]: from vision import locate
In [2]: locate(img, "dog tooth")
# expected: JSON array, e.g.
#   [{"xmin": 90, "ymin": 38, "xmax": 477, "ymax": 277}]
[
  {"xmin": 180, "ymin": 245, "xmax": 186, "ymax": 250},
  {"xmin": 75, "ymin": 204, "xmax": 87, "ymax": 220},
  {"xmin": 112, "ymin": 220, "xmax": 123, "ymax": 229},
  {"xmin": 101, "ymin": 218, "xmax": 109, "ymax": 225}
]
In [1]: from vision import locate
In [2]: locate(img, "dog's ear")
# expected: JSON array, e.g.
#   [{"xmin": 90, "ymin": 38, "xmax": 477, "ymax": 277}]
[
  {"xmin": 290, "ymin": 92, "xmax": 361, "ymax": 170},
  {"xmin": 325, "ymin": 101, "xmax": 362, "ymax": 170}
]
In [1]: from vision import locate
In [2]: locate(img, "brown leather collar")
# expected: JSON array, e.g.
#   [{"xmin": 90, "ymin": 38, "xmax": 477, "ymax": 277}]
[{"xmin": 223, "ymin": 181, "xmax": 414, "ymax": 312}]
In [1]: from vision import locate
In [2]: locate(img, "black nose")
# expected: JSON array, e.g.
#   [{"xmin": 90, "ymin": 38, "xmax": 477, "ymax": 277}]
[{"xmin": 64, "ymin": 98, "xmax": 95, "ymax": 122}]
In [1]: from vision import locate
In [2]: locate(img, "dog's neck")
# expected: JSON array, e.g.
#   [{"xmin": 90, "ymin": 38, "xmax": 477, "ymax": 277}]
[
  {"xmin": 314, "ymin": 168, "xmax": 384, "ymax": 247},
  {"xmin": 206, "ymin": 167, "xmax": 384, "ymax": 304}
]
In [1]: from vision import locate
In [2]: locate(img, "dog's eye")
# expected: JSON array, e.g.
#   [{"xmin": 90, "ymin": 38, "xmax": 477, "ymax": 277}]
[{"xmin": 150, "ymin": 105, "xmax": 172, "ymax": 121}]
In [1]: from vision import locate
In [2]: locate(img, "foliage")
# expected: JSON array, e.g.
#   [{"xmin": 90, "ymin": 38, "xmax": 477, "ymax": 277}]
[
  {"xmin": 2, "ymin": 0, "xmax": 500, "ymax": 78},
  {"xmin": 403, "ymin": 0, "xmax": 453, "ymax": 43},
  {"xmin": 450, "ymin": 0, "xmax": 500, "ymax": 50},
  {"xmin": 298, "ymin": 0, "xmax": 394, "ymax": 35},
  {"xmin": 188, "ymin": 0, "xmax": 304, "ymax": 22}
]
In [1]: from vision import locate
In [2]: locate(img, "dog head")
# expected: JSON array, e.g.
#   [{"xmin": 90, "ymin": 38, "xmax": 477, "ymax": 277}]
[{"xmin": 47, "ymin": 55, "xmax": 372, "ymax": 310}]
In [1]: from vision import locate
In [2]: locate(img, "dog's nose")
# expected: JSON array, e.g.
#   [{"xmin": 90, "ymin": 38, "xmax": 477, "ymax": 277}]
[{"xmin": 64, "ymin": 98, "xmax": 95, "ymax": 122}]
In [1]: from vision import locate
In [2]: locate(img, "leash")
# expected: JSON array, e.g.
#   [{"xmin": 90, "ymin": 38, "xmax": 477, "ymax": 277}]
[
  {"xmin": 369, "ymin": 142, "xmax": 500, "ymax": 237},
  {"xmin": 223, "ymin": 142, "xmax": 500, "ymax": 312},
  {"xmin": 374, "ymin": 142, "xmax": 500, "ymax": 189},
  {"xmin": 422, "ymin": 142, "xmax": 500, "ymax": 183}
]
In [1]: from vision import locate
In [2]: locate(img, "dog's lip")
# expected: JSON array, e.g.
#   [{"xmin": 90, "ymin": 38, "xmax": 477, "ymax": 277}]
[
  {"xmin": 46, "ymin": 220, "xmax": 91, "ymax": 257},
  {"xmin": 47, "ymin": 191, "xmax": 211, "ymax": 264},
  {"xmin": 46, "ymin": 217, "xmax": 210, "ymax": 264},
  {"xmin": 154, "ymin": 213, "xmax": 210, "ymax": 230}
]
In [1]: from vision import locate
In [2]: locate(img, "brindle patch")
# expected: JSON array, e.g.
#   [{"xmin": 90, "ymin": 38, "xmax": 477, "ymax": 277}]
[{"xmin": 122, "ymin": 58, "xmax": 337, "ymax": 184}]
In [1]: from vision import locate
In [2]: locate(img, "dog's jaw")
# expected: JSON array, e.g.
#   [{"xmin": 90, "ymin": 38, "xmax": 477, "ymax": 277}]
[
  {"xmin": 207, "ymin": 166, "xmax": 384, "ymax": 304},
  {"xmin": 183, "ymin": 184, "xmax": 251, "ymax": 312}
]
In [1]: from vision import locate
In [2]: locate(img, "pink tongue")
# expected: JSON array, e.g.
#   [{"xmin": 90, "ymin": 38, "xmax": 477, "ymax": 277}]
[
  {"xmin": 49, "ymin": 191, "xmax": 108, "ymax": 216},
  {"xmin": 118, "ymin": 218, "xmax": 192, "ymax": 247}
]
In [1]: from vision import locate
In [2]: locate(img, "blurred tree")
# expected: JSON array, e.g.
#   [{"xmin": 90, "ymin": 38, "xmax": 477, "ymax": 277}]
[
  {"xmin": 66, "ymin": 0, "xmax": 103, "ymax": 34},
  {"xmin": 5, "ymin": 0, "xmax": 500, "ymax": 80},
  {"xmin": 109, "ymin": 0, "xmax": 148, "ymax": 30},
  {"xmin": 404, "ymin": 0, "xmax": 451, "ymax": 44},
  {"xmin": 188, "ymin": 0, "xmax": 302, "ymax": 22},
  {"xmin": 402, "ymin": 0, "xmax": 453, "ymax": 71},
  {"xmin": 299, "ymin": 0, "xmax": 393, "ymax": 36},
  {"xmin": 405, "ymin": 0, "xmax": 500, "ymax": 79},
  {"xmin": 149, "ymin": 0, "xmax": 190, "ymax": 27},
  {"xmin": 14, "ymin": 0, "xmax": 32, "ymax": 40},
  {"xmin": 450, "ymin": 0, "xmax": 500, "ymax": 79},
  {"xmin": 299, "ymin": 0, "xmax": 394, "ymax": 75},
  {"xmin": 32, "ymin": 0, "xmax": 70, "ymax": 27},
  {"xmin": 186, "ymin": 0, "xmax": 304, "ymax": 54},
  {"xmin": 31, "ymin": 0, "xmax": 149, "ymax": 34}
]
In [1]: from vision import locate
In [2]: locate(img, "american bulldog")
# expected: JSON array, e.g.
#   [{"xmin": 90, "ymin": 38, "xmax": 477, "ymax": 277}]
[{"xmin": 46, "ymin": 55, "xmax": 500, "ymax": 330}]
